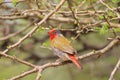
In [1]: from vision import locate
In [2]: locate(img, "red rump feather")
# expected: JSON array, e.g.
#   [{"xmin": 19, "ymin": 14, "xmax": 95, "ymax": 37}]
[{"xmin": 68, "ymin": 54, "xmax": 82, "ymax": 69}]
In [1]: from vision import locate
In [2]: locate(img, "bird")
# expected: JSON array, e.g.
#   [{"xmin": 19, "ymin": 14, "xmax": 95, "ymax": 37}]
[{"xmin": 48, "ymin": 29, "xmax": 82, "ymax": 69}]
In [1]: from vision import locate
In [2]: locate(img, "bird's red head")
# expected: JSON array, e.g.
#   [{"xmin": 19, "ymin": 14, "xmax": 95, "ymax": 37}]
[{"xmin": 48, "ymin": 29, "xmax": 60, "ymax": 40}]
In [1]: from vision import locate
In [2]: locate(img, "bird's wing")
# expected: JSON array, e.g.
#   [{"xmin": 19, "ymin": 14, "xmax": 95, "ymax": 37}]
[{"xmin": 51, "ymin": 35, "xmax": 76, "ymax": 54}]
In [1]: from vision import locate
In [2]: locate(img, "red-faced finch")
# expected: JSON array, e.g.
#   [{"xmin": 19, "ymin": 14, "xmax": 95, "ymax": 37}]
[{"xmin": 48, "ymin": 29, "xmax": 82, "ymax": 69}]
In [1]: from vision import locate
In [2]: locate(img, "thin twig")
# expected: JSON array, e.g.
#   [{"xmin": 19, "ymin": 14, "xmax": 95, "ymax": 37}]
[
  {"xmin": 0, "ymin": 0, "xmax": 25, "ymax": 5},
  {"xmin": 8, "ymin": 36, "xmax": 120, "ymax": 80},
  {"xmin": 79, "ymin": 36, "xmax": 120, "ymax": 59},
  {"xmin": 1, "ymin": 1, "xmax": 120, "ymax": 80},
  {"xmin": 99, "ymin": 0, "xmax": 113, "ymax": 11},
  {"xmin": 0, "ymin": 15, "xmax": 27, "ymax": 20},
  {"xmin": 1, "ymin": 0, "xmax": 66, "ymax": 55},
  {"xmin": 109, "ymin": 58, "xmax": 120, "ymax": 80},
  {"xmin": 67, "ymin": 0, "xmax": 84, "ymax": 28},
  {"xmin": 0, "ymin": 52, "xmax": 36, "ymax": 67},
  {"xmin": 9, "ymin": 68, "xmax": 37, "ymax": 80},
  {"xmin": 76, "ymin": 0, "xmax": 86, "ymax": 10},
  {"xmin": 0, "ymin": 19, "xmax": 38, "ymax": 41},
  {"xmin": 99, "ymin": 0, "xmax": 120, "ymax": 17},
  {"xmin": 36, "ymin": 68, "xmax": 43, "ymax": 80}
]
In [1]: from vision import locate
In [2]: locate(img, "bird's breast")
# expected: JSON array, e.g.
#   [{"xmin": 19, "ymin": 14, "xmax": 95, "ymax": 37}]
[{"xmin": 52, "ymin": 47, "xmax": 70, "ymax": 60}]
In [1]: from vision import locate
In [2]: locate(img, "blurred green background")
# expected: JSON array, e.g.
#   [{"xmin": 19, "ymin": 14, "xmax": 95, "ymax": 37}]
[{"xmin": 0, "ymin": 0, "xmax": 120, "ymax": 80}]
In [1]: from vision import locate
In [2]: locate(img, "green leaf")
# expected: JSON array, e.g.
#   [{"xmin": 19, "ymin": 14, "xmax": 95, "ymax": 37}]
[
  {"xmin": 12, "ymin": 0, "xmax": 18, "ymax": 6},
  {"xmin": 78, "ymin": 0, "xmax": 83, "ymax": 2},
  {"xmin": 98, "ymin": 15, "xmax": 104, "ymax": 20},
  {"xmin": 107, "ymin": 11, "xmax": 115, "ymax": 17},
  {"xmin": 113, "ymin": 28, "xmax": 120, "ymax": 32},
  {"xmin": 36, "ymin": 26, "xmax": 44, "ymax": 32},
  {"xmin": 54, "ymin": 11, "xmax": 58, "ymax": 14},
  {"xmin": 99, "ymin": 27, "xmax": 105, "ymax": 35},
  {"xmin": 99, "ymin": 24, "xmax": 108, "ymax": 35},
  {"xmin": 0, "ymin": 0, "xmax": 3, "ymax": 3},
  {"xmin": 112, "ymin": 0, "xmax": 120, "ymax": 3},
  {"xmin": 103, "ymin": 23, "xmax": 109, "ymax": 30},
  {"xmin": 39, "ymin": 15, "xmax": 44, "ymax": 19},
  {"xmin": 42, "ymin": 41, "xmax": 50, "ymax": 47},
  {"xmin": 93, "ymin": 27, "xmax": 101, "ymax": 31}
]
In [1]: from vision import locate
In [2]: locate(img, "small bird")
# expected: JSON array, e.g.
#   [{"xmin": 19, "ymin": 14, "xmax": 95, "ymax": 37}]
[{"xmin": 48, "ymin": 29, "xmax": 82, "ymax": 69}]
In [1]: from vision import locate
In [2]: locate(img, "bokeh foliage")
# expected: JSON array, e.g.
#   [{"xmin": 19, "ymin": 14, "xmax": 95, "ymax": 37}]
[{"xmin": 0, "ymin": 0, "xmax": 120, "ymax": 80}]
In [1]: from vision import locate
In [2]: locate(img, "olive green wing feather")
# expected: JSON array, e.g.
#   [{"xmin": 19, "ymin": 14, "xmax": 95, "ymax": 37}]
[{"xmin": 51, "ymin": 35, "xmax": 76, "ymax": 54}]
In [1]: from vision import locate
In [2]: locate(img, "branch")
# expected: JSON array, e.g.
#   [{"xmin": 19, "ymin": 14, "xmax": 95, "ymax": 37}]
[
  {"xmin": 0, "ymin": 15, "xmax": 27, "ymax": 20},
  {"xmin": 0, "ymin": 19, "xmax": 38, "ymax": 41},
  {"xmin": 0, "ymin": 0, "xmax": 119, "ymax": 80},
  {"xmin": 109, "ymin": 58, "xmax": 120, "ymax": 80},
  {"xmin": 99, "ymin": 0, "xmax": 120, "ymax": 17},
  {"xmin": 8, "ymin": 36, "xmax": 120, "ymax": 80},
  {"xmin": 79, "ymin": 36, "xmax": 120, "ymax": 60},
  {"xmin": 0, "ymin": 0, "xmax": 66, "ymax": 55},
  {"xmin": 0, "ymin": 52, "xmax": 36, "ymax": 67},
  {"xmin": 9, "ymin": 68, "xmax": 37, "ymax": 80},
  {"xmin": 0, "ymin": 0, "xmax": 25, "ymax": 5},
  {"xmin": 36, "ymin": 68, "xmax": 43, "ymax": 80},
  {"xmin": 67, "ymin": 0, "xmax": 84, "ymax": 28},
  {"xmin": 50, "ymin": 17, "xmax": 120, "ymax": 28}
]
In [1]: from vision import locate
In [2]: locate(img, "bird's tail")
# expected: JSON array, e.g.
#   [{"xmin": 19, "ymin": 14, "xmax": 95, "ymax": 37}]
[{"xmin": 68, "ymin": 54, "xmax": 83, "ymax": 69}]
